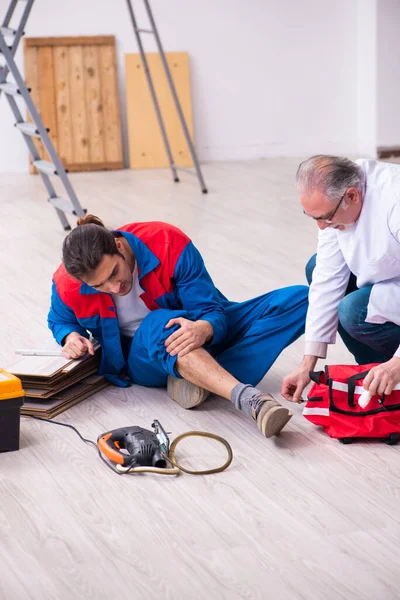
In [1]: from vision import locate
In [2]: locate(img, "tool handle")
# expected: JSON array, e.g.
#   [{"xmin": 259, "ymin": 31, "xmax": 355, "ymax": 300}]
[{"xmin": 97, "ymin": 429, "xmax": 131, "ymax": 466}]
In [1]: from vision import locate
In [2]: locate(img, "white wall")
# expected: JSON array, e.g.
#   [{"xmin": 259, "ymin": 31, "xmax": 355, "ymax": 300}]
[
  {"xmin": 357, "ymin": 0, "xmax": 377, "ymax": 157},
  {"xmin": 0, "ymin": 0, "xmax": 362, "ymax": 172},
  {"xmin": 377, "ymin": 0, "xmax": 400, "ymax": 148}
]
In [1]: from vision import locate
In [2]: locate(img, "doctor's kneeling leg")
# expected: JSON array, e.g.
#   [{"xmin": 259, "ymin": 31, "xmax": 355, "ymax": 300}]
[
  {"xmin": 306, "ymin": 254, "xmax": 400, "ymax": 365},
  {"xmin": 337, "ymin": 287, "xmax": 400, "ymax": 365}
]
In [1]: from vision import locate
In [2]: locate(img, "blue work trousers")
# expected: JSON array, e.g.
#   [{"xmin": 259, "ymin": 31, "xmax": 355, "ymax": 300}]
[{"xmin": 124, "ymin": 285, "xmax": 309, "ymax": 387}]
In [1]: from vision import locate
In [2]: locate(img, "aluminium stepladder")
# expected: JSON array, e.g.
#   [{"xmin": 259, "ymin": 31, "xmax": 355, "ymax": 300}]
[
  {"xmin": 0, "ymin": 0, "xmax": 208, "ymax": 231},
  {"xmin": 0, "ymin": 0, "xmax": 86, "ymax": 230},
  {"xmin": 126, "ymin": 0, "xmax": 208, "ymax": 193}
]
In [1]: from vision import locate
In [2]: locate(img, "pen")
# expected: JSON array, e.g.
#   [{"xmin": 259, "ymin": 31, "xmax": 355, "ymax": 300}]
[{"xmin": 15, "ymin": 349, "xmax": 66, "ymax": 357}]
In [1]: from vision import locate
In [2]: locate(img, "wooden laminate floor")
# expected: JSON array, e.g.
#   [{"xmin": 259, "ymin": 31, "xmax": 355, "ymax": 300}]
[{"xmin": 0, "ymin": 160, "xmax": 399, "ymax": 600}]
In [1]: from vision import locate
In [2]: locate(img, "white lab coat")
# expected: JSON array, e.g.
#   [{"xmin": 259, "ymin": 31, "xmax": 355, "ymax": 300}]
[{"xmin": 305, "ymin": 159, "xmax": 400, "ymax": 358}]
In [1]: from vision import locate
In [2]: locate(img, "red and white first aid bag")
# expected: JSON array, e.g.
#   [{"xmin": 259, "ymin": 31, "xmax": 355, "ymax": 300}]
[{"xmin": 303, "ymin": 363, "xmax": 400, "ymax": 444}]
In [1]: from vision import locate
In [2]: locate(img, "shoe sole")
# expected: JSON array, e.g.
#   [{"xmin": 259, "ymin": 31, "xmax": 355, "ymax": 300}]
[
  {"xmin": 167, "ymin": 376, "xmax": 210, "ymax": 409},
  {"xmin": 257, "ymin": 405, "xmax": 292, "ymax": 438}
]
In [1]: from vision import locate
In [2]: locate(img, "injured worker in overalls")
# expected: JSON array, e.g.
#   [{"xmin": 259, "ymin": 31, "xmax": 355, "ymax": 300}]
[{"xmin": 48, "ymin": 215, "xmax": 308, "ymax": 438}]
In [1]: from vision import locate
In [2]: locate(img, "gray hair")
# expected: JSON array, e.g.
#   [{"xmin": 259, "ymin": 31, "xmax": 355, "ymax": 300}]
[{"xmin": 296, "ymin": 155, "xmax": 365, "ymax": 204}]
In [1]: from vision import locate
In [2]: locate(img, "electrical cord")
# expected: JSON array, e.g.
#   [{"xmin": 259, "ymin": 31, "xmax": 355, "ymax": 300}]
[
  {"xmin": 167, "ymin": 431, "xmax": 233, "ymax": 474},
  {"xmin": 116, "ymin": 432, "xmax": 233, "ymax": 475},
  {"xmin": 23, "ymin": 415, "xmax": 124, "ymax": 475},
  {"xmin": 23, "ymin": 416, "xmax": 233, "ymax": 476}
]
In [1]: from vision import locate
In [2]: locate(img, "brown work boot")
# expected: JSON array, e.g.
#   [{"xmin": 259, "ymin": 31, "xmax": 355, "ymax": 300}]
[
  {"xmin": 167, "ymin": 375, "xmax": 210, "ymax": 409},
  {"xmin": 249, "ymin": 393, "xmax": 292, "ymax": 437}
]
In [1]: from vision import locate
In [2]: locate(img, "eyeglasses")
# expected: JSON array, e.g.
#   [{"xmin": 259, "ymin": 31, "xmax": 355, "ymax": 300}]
[{"xmin": 304, "ymin": 192, "xmax": 347, "ymax": 224}]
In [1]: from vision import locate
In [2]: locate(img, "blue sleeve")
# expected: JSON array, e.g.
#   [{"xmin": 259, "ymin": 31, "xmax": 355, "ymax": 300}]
[
  {"xmin": 174, "ymin": 242, "xmax": 227, "ymax": 345},
  {"xmin": 47, "ymin": 281, "xmax": 88, "ymax": 345}
]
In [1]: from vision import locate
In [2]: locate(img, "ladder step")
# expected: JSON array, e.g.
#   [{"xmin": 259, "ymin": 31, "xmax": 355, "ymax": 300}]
[
  {"xmin": 33, "ymin": 160, "xmax": 57, "ymax": 176},
  {"xmin": 15, "ymin": 121, "xmax": 40, "ymax": 138},
  {"xmin": 48, "ymin": 197, "xmax": 76, "ymax": 215},
  {"xmin": 0, "ymin": 27, "xmax": 16, "ymax": 37},
  {"xmin": 0, "ymin": 82, "xmax": 20, "ymax": 95}
]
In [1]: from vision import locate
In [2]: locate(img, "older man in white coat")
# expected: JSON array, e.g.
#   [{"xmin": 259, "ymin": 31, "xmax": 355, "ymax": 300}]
[{"xmin": 282, "ymin": 155, "xmax": 400, "ymax": 403}]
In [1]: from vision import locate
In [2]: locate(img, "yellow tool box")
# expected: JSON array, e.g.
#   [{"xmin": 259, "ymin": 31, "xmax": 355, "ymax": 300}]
[{"xmin": 0, "ymin": 369, "xmax": 25, "ymax": 452}]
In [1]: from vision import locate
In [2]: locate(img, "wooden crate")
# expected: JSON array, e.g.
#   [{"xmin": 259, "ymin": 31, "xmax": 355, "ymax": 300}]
[
  {"xmin": 125, "ymin": 52, "xmax": 194, "ymax": 169},
  {"xmin": 24, "ymin": 36, "xmax": 123, "ymax": 173}
]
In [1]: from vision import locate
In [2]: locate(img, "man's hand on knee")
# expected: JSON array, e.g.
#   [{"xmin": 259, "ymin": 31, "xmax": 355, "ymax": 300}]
[
  {"xmin": 165, "ymin": 318, "xmax": 214, "ymax": 357},
  {"xmin": 363, "ymin": 356, "xmax": 400, "ymax": 396}
]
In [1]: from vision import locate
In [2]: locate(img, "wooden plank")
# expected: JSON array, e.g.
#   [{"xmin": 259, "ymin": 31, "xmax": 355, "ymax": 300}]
[
  {"xmin": 23, "ymin": 43, "xmax": 45, "ymax": 173},
  {"xmin": 66, "ymin": 161, "xmax": 123, "ymax": 172},
  {"xmin": 25, "ymin": 36, "xmax": 115, "ymax": 47},
  {"xmin": 125, "ymin": 52, "xmax": 194, "ymax": 170},
  {"xmin": 24, "ymin": 36, "xmax": 123, "ymax": 173},
  {"xmin": 99, "ymin": 44, "xmax": 123, "ymax": 164},
  {"xmin": 83, "ymin": 45, "xmax": 105, "ymax": 164},
  {"xmin": 68, "ymin": 45, "xmax": 90, "ymax": 164},
  {"xmin": 37, "ymin": 46, "xmax": 58, "ymax": 164},
  {"xmin": 52, "ymin": 46, "xmax": 73, "ymax": 166}
]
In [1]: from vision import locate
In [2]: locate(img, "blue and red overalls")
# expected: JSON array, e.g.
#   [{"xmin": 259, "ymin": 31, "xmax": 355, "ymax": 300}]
[{"xmin": 48, "ymin": 222, "xmax": 309, "ymax": 387}]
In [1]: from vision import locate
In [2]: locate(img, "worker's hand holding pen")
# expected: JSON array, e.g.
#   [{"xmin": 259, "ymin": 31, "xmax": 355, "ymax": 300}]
[{"xmin": 62, "ymin": 332, "xmax": 95, "ymax": 359}]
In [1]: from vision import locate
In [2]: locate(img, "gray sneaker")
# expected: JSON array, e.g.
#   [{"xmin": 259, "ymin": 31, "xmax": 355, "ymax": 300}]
[{"xmin": 249, "ymin": 393, "xmax": 292, "ymax": 437}]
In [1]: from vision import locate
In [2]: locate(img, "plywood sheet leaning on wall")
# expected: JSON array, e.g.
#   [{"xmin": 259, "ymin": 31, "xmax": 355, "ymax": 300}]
[
  {"xmin": 24, "ymin": 36, "xmax": 123, "ymax": 173},
  {"xmin": 125, "ymin": 52, "xmax": 194, "ymax": 169}
]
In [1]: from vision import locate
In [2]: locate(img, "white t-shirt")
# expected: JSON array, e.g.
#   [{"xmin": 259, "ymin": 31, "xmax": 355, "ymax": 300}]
[{"xmin": 112, "ymin": 264, "xmax": 151, "ymax": 337}]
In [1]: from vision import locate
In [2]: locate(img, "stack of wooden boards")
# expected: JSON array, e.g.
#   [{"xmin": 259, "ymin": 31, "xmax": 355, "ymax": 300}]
[
  {"xmin": 6, "ymin": 348, "xmax": 108, "ymax": 419},
  {"xmin": 24, "ymin": 35, "xmax": 123, "ymax": 173},
  {"xmin": 23, "ymin": 34, "xmax": 195, "ymax": 172}
]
